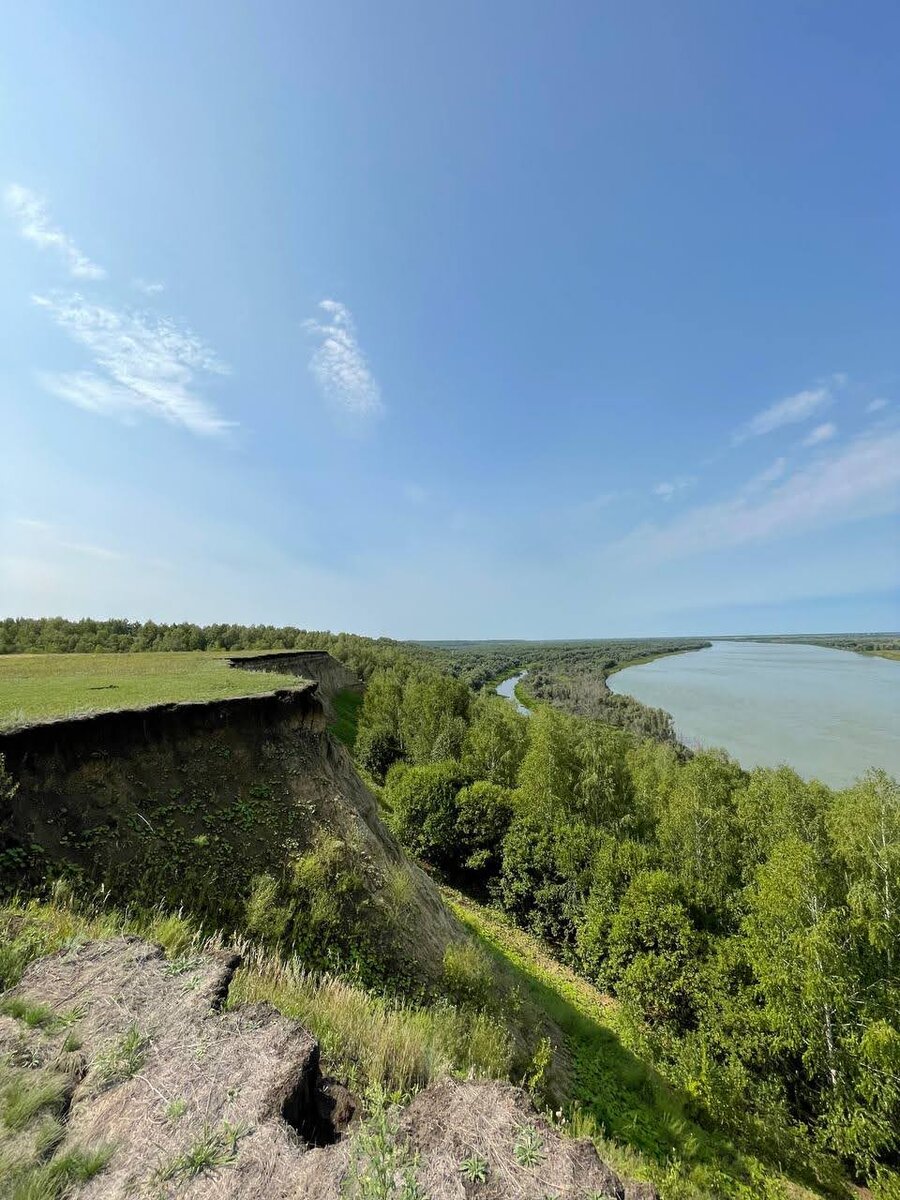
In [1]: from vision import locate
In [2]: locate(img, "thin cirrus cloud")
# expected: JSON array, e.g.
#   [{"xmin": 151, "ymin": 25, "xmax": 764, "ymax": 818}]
[
  {"xmin": 304, "ymin": 299, "xmax": 384, "ymax": 419},
  {"xmin": 653, "ymin": 475, "xmax": 696, "ymax": 501},
  {"xmin": 732, "ymin": 386, "xmax": 830, "ymax": 444},
  {"xmin": 616, "ymin": 426, "xmax": 900, "ymax": 565},
  {"xmin": 803, "ymin": 421, "xmax": 837, "ymax": 447},
  {"xmin": 33, "ymin": 292, "xmax": 233, "ymax": 436},
  {"xmin": 4, "ymin": 183, "xmax": 106, "ymax": 280},
  {"xmin": 133, "ymin": 278, "xmax": 166, "ymax": 296}
]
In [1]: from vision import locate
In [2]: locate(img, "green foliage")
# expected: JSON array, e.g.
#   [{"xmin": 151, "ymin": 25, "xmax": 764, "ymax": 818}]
[
  {"xmin": 0, "ymin": 997, "xmax": 62, "ymax": 1030},
  {"xmin": 0, "ymin": 1065, "xmax": 69, "ymax": 1131},
  {"xmin": 461, "ymin": 694, "xmax": 528, "ymax": 787},
  {"xmin": 355, "ymin": 723, "xmax": 404, "ymax": 782},
  {"xmin": 607, "ymin": 871, "xmax": 700, "ymax": 1032},
  {"xmin": 331, "ymin": 688, "xmax": 364, "ymax": 748},
  {"xmin": 454, "ymin": 781, "xmax": 515, "ymax": 880},
  {"xmin": 516, "ymin": 706, "xmax": 581, "ymax": 820},
  {"xmin": 0, "ymin": 1144, "xmax": 110, "ymax": 1200},
  {"xmin": 440, "ymin": 942, "xmax": 494, "ymax": 1010},
  {"xmin": 151, "ymin": 1120, "xmax": 250, "ymax": 1184},
  {"xmin": 343, "ymin": 1084, "xmax": 426, "ymax": 1200},
  {"xmin": 244, "ymin": 836, "xmax": 399, "ymax": 977},
  {"xmin": 458, "ymin": 1153, "xmax": 488, "ymax": 1183},
  {"xmin": 91, "ymin": 1024, "xmax": 148, "ymax": 1089},
  {"xmin": 385, "ymin": 761, "xmax": 469, "ymax": 869},
  {"xmin": 399, "ymin": 674, "xmax": 471, "ymax": 765},
  {"xmin": 513, "ymin": 1124, "xmax": 544, "ymax": 1167}
]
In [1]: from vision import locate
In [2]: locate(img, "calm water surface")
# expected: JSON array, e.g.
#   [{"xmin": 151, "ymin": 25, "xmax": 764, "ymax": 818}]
[
  {"xmin": 608, "ymin": 640, "xmax": 900, "ymax": 787},
  {"xmin": 496, "ymin": 671, "xmax": 532, "ymax": 716}
]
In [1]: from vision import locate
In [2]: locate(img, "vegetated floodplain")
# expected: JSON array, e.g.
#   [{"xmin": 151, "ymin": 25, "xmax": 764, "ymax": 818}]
[{"xmin": 0, "ymin": 651, "xmax": 304, "ymax": 729}]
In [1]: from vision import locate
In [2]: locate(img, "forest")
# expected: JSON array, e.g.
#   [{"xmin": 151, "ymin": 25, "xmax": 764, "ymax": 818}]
[
  {"xmin": 353, "ymin": 655, "xmax": 899, "ymax": 1196},
  {"xmin": 0, "ymin": 620, "xmax": 706, "ymax": 742}
]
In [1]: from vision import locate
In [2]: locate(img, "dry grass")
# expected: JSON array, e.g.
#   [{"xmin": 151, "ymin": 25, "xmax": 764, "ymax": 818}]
[{"xmin": 227, "ymin": 947, "xmax": 513, "ymax": 1095}]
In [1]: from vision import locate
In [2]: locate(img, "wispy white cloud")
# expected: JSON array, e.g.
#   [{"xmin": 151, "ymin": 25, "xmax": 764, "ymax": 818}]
[
  {"xmin": 32, "ymin": 292, "xmax": 232, "ymax": 436},
  {"xmin": 304, "ymin": 299, "xmax": 383, "ymax": 419},
  {"xmin": 14, "ymin": 517, "xmax": 55, "ymax": 533},
  {"xmin": 5, "ymin": 184, "xmax": 105, "ymax": 280},
  {"xmin": 867, "ymin": 398, "xmax": 888, "ymax": 414},
  {"xmin": 9, "ymin": 516, "xmax": 125, "ymax": 563},
  {"xmin": 732, "ymin": 386, "xmax": 831, "ymax": 444},
  {"xmin": 133, "ymin": 278, "xmax": 166, "ymax": 296},
  {"xmin": 653, "ymin": 475, "xmax": 696, "ymax": 502},
  {"xmin": 741, "ymin": 456, "xmax": 788, "ymax": 495},
  {"xmin": 616, "ymin": 426, "xmax": 900, "ymax": 564},
  {"xmin": 803, "ymin": 421, "xmax": 837, "ymax": 447},
  {"xmin": 59, "ymin": 540, "xmax": 125, "ymax": 561}
]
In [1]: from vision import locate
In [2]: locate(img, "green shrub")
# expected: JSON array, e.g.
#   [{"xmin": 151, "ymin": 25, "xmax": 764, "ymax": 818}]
[
  {"xmin": 355, "ymin": 724, "xmax": 404, "ymax": 783},
  {"xmin": 385, "ymin": 762, "xmax": 469, "ymax": 869},
  {"xmin": 454, "ymin": 781, "xmax": 515, "ymax": 881}
]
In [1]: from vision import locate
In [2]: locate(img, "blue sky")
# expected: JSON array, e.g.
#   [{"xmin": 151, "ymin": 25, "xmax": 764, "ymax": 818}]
[{"xmin": 2, "ymin": 1, "xmax": 898, "ymax": 638}]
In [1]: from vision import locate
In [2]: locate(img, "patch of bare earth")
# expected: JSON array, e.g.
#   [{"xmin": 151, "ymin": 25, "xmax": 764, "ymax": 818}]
[{"xmin": 1, "ymin": 939, "xmax": 653, "ymax": 1199}]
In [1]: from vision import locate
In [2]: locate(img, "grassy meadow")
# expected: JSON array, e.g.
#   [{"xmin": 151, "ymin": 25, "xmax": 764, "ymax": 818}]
[{"xmin": 0, "ymin": 652, "xmax": 305, "ymax": 729}]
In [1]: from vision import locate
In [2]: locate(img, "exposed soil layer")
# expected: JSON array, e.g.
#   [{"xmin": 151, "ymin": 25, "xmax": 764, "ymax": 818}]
[
  {"xmin": 227, "ymin": 651, "xmax": 362, "ymax": 717},
  {"xmin": 0, "ymin": 683, "xmax": 461, "ymax": 978},
  {"xmin": 1, "ymin": 939, "xmax": 653, "ymax": 1199}
]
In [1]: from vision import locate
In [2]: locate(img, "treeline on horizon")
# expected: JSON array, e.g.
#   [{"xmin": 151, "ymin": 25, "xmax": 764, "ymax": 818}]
[
  {"xmin": 354, "ymin": 658, "xmax": 900, "ymax": 1193},
  {"xmin": 0, "ymin": 618, "xmax": 704, "ymax": 742}
]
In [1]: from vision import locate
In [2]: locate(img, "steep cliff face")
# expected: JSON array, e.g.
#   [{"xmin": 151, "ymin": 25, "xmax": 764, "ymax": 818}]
[
  {"xmin": 227, "ymin": 651, "xmax": 362, "ymax": 717},
  {"xmin": 0, "ymin": 686, "xmax": 461, "ymax": 979}
]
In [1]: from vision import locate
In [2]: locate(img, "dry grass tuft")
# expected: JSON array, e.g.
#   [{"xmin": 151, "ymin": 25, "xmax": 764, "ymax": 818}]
[{"xmin": 227, "ymin": 947, "xmax": 512, "ymax": 1095}]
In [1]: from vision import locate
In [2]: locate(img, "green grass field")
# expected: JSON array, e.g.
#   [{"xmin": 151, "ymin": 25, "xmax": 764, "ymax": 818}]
[{"xmin": 0, "ymin": 652, "xmax": 305, "ymax": 729}]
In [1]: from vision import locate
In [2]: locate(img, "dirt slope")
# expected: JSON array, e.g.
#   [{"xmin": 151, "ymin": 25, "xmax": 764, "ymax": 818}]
[
  {"xmin": 0, "ymin": 687, "xmax": 461, "ymax": 979},
  {"xmin": 0, "ymin": 938, "xmax": 654, "ymax": 1199}
]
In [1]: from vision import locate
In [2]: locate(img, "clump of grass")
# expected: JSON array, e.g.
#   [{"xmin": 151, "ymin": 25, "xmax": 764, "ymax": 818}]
[
  {"xmin": 228, "ymin": 950, "xmax": 512, "ymax": 1096},
  {"xmin": 151, "ymin": 1121, "xmax": 249, "ymax": 1184},
  {"xmin": 165, "ymin": 1097, "xmax": 188, "ymax": 1122},
  {"xmin": 0, "ymin": 1145, "xmax": 111, "ymax": 1200},
  {"xmin": 0, "ymin": 997, "xmax": 61, "ymax": 1030},
  {"xmin": 0, "ymin": 1063, "xmax": 69, "ymax": 1130},
  {"xmin": 91, "ymin": 1024, "xmax": 148, "ymax": 1090},
  {"xmin": 440, "ymin": 941, "xmax": 494, "ymax": 1010}
]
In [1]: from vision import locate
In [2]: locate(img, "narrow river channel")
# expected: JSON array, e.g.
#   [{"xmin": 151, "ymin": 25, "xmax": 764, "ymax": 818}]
[{"xmin": 495, "ymin": 671, "xmax": 532, "ymax": 716}]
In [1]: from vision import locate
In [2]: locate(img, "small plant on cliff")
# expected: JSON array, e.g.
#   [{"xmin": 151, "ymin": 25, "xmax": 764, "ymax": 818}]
[
  {"xmin": 151, "ymin": 1120, "xmax": 250, "ymax": 1184},
  {"xmin": 343, "ymin": 1084, "xmax": 428, "ymax": 1200},
  {"xmin": 459, "ymin": 1153, "xmax": 488, "ymax": 1183},
  {"xmin": 92, "ymin": 1024, "xmax": 148, "ymax": 1089},
  {"xmin": 513, "ymin": 1124, "xmax": 544, "ymax": 1169}
]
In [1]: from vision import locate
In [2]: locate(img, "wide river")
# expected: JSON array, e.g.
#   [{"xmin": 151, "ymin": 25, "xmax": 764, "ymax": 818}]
[{"xmin": 607, "ymin": 640, "xmax": 900, "ymax": 788}]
